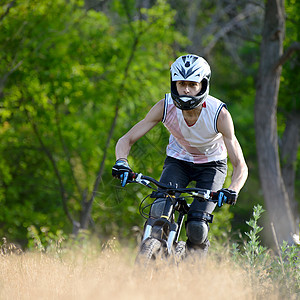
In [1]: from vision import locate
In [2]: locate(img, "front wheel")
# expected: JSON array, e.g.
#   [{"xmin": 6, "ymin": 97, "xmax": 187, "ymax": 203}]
[
  {"xmin": 135, "ymin": 238, "xmax": 162, "ymax": 268},
  {"xmin": 173, "ymin": 240, "xmax": 186, "ymax": 262}
]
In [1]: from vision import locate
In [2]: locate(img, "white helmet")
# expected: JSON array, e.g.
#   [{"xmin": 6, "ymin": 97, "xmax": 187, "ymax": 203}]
[{"xmin": 170, "ymin": 54, "xmax": 211, "ymax": 110}]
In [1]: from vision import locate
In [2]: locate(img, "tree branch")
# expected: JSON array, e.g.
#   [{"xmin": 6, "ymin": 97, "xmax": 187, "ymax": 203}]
[
  {"xmin": 274, "ymin": 42, "xmax": 300, "ymax": 70},
  {"xmin": 24, "ymin": 106, "xmax": 77, "ymax": 228},
  {"xmin": 0, "ymin": 0, "xmax": 16, "ymax": 22},
  {"xmin": 203, "ymin": 4, "xmax": 261, "ymax": 56}
]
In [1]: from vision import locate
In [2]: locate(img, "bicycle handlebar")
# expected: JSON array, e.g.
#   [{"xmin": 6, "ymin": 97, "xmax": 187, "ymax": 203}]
[{"xmin": 130, "ymin": 172, "xmax": 219, "ymax": 201}]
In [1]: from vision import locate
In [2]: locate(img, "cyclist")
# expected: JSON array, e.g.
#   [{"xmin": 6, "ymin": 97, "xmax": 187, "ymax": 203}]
[{"xmin": 112, "ymin": 54, "xmax": 248, "ymax": 255}]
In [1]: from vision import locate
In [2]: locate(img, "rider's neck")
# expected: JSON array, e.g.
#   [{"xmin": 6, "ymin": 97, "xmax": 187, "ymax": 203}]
[{"xmin": 182, "ymin": 105, "xmax": 202, "ymax": 126}]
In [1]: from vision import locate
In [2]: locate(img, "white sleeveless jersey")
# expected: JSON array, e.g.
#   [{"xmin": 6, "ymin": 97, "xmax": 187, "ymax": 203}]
[{"xmin": 162, "ymin": 93, "xmax": 227, "ymax": 164}]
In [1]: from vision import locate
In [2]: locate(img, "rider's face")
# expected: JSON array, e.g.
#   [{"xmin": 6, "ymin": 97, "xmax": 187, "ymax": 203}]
[{"xmin": 176, "ymin": 81, "xmax": 202, "ymax": 96}]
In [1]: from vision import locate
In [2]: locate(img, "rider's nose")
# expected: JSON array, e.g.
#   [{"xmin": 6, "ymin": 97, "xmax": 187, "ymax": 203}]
[{"xmin": 184, "ymin": 86, "xmax": 190, "ymax": 94}]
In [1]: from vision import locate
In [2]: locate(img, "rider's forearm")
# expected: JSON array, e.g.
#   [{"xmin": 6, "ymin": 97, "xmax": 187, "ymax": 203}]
[
  {"xmin": 228, "ymin": 162, "xmax": 248, "ymax": 193},
  {"xmin": 115, "ymin": 136, "xmax": 132, "ymax": 161}
]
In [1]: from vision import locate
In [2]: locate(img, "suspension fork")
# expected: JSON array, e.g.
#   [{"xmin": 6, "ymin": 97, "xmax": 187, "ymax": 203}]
[
  {"xmin": 142, "ymin": 218, "xmax": 178, "ymax": 253},
  {"xmin": 142, "ymin": 196, "xmax": 179, "ymax": 254}
]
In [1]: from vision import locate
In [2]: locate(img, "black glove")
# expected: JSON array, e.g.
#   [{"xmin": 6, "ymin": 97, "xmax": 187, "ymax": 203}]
[
  {"xmin": 112, "ymin": 159, "xmax": 133, "ymax": 187},
  {"xmin": 216, "ymin": 188, "xmax": 238, "ymax": 207}
]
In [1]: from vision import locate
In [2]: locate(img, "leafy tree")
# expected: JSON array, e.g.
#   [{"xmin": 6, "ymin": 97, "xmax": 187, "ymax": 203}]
[{"xmin": 0, "ymin": 0, "xmax": 185, "ymax": 244}]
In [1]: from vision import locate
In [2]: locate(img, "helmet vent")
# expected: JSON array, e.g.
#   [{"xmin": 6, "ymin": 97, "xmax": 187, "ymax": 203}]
[{"xmin": 185, "ymin": 62, "xmax": 190, "ymax": 67}]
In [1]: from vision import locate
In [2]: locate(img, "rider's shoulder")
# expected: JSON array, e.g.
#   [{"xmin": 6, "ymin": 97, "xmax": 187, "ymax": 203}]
[
  {"xmin": 153, "ymin": 98, "xmax": 165, "ymax": 110},
  {"xmin": 145, "ymin": 98, "xmax": 165, "ymax": 122},
  {"xmin": 206, "ymin": 95, "xmax": 224, "ymax": 106},
  {"xmin": 217, "ymin": 105, "xmax": 233, "ymax": 131}
]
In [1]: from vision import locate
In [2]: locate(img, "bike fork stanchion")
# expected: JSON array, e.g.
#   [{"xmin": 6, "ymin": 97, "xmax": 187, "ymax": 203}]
[
  {"xmin": 174, "ymin": 212, "xmax": 185, "ymax": 243},
  {"xmin": 166, "ymin": 223, "xmax": 179, "ymax": 254},
  {"xmin": 142, "ymin": 225, "xmax": 152, "ymax": 241},
  {"xmin": 166, "ymin": 231, "xmax": 177, "ymax": 254}
]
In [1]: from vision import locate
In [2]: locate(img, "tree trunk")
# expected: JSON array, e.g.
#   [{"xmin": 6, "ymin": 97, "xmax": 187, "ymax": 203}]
[
  {"xmin": 280, "ymin": 111, "xmax": 300, "ymax": 224},
  {"xmin": 254, "ymin": 0, "xmax": 296, "ymax": 245}
]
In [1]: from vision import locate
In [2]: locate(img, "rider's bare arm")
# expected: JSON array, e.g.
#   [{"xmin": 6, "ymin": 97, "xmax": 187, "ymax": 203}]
[
  {"xmin": 217, "ymin": 107, "xmax": 248, "ymax": 193},
  {"xmin": 115, "ymin": 99, "xmax": 165, "ymax": 161}
]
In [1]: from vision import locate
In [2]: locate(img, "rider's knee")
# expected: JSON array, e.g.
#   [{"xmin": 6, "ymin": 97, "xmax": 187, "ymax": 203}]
[
  {"xmin": 186, "ymin": 220, "xmax": 209, "ymax": 245},
  {"xmin": 185, "ymin": 211, "xmax": 213, "ymax": 246}
]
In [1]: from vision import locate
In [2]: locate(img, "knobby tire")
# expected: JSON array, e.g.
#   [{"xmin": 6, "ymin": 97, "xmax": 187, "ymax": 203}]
[
  {"xmin": 174, "ymin": 241, "xmax": 186, "ymax": 262},
  {"xmin": 135, "ymin": 238, "xmax": 162, "ymax": 268}
]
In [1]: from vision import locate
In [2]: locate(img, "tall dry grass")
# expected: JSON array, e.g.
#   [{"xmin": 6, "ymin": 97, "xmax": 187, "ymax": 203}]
[{"xmin": 0, "ymin": 244, "xmax": 278, "ymax": 300}]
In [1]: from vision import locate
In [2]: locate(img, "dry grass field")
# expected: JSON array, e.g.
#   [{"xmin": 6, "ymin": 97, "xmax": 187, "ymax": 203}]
[{"xmin": 0, "ymin": 243, "xmax": 279, "ymax": 300}]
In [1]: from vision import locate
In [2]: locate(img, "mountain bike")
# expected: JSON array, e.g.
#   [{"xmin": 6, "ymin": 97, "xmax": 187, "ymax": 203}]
[{"xmin": 126, "ymin": 172, "xmax": 227, "ymax": 267}]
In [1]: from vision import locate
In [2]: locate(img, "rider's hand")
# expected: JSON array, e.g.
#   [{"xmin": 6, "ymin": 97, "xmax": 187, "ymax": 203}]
[
  {"xmin": 112, "ymin": 159, "xmax": 133, "ymax": 187},
  {"xmin": 216, "ymin": 188, "xmax": 238, "ymax": 207}
]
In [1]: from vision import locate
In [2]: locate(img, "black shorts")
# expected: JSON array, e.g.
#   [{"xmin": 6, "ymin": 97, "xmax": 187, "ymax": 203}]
[{"xmin": 159, "ymin": 156, "xmax": 228, "ymax": 214}]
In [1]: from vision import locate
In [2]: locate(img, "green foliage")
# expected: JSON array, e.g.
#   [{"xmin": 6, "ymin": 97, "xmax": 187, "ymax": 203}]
[
  {"xmin": 210, "ymin": 34, "xmax": 263, "ymax": 236},
  {"xmin": 231, "ymin": 205, "xmax": 270, "ymax": 295},
  {"xmin": 1, "ymin": 0, "xmax": 111, "ymax": 241},
  {"xmin": 209, "ymin": 205, "xmax": 234, "ymax": 244},
  {"xmin": 27, "ymin": 225, "xmax": 67, "ymax": 253},
  {"xmin": 231, "ymin": 205, "xmax": 300, "ymax": 297},
  {"xmin": 0, "ymin": 0, "xmax": 186, "ymax": 245},
  {"xmin": 279, "ymin": 0, "xmax": 300, "ymax": 113},
  {"xmin": 243, "ymin": 204, "xmax": 268, "ymax": 266},
  {"xmin": 25, "ymin": 225, "xmax": 123, "ymax": 264},
  {"xmin": 277, "ymin": 0, "xmax": 300, "ymax": 168},
  {"xmin": 269, "ymin": 241, "xmax": 300, "ymax": 296}
]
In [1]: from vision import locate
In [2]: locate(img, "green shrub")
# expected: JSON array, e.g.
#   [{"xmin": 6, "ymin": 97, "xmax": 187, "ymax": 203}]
[{"xmin": 231, "ymin": 204, "xmax": 300, "ymax": 297}]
